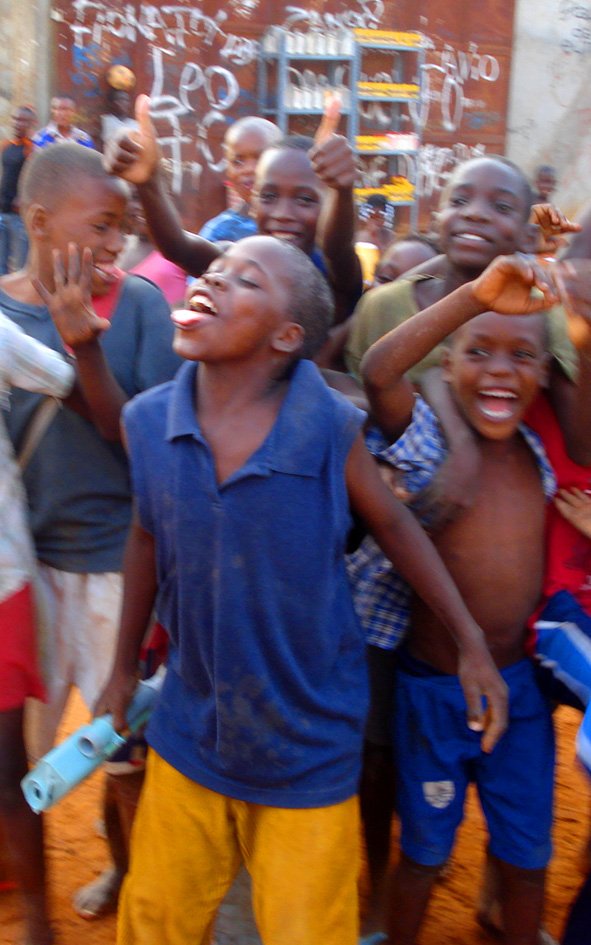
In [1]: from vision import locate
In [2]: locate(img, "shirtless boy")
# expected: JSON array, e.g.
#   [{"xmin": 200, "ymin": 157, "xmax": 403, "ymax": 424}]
[{"xmin": 361, "ymin": 252, "xmax": 566, "ymax": 945}]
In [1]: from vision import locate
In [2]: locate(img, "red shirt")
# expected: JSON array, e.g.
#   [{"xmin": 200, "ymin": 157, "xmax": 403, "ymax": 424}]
[{"xmin": 526, "ymin": 393, "xmax": 591, "ymax": 614}]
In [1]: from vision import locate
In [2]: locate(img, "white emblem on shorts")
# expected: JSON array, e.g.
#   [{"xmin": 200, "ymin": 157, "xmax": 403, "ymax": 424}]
[{"xmin": 423, "ymin": 780, "xmax": 456, "ymax": 809}]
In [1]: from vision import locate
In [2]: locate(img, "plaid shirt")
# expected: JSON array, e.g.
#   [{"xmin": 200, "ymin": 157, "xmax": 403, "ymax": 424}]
[{"xmin": 347, "ymin": 396, "xmax": 556, "ymax": 650}]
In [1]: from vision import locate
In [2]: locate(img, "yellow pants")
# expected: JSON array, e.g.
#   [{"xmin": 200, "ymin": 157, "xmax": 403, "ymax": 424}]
[{"xmin": 118, "ymin": 749, "xmax": 361, "ymax": 945}]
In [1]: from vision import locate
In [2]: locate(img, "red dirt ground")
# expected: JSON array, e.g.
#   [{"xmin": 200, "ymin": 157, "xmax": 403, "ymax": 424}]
[{"xmin": 0, "ymin": 696, "xmax": 588, "ymax": 944}]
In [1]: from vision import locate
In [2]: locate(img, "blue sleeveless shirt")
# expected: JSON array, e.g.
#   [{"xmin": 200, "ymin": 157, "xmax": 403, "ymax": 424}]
[{"xmin": 123, "ymin": 359, "xmax": 368, "ymax": 807}]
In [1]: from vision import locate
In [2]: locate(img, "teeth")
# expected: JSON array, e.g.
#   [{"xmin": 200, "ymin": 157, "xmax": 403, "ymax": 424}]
[
  {"xmin": 188, "ymin": 293, "xmax": 217, "ymax": 316},
  {"xmin": 481, "ymin": 406, "xmax": 513, "ymax": 421},
  {"xmin": 481, "ymin": 390, "xmax": 517, "ymax": 399},
  {"xmin": 457, "ymin": 233, "xmax": 486, "ymax": 242},
  {"xmin": 271, "ymin": 232, "xmax": 298, "ymax": 241}
]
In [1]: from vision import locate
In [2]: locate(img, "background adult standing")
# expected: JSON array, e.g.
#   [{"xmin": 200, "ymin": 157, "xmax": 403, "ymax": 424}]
[
  {"xmin": 0, "ymin": 106, "xmax": 35, "ymax": 275},
  {"xmin": 32, "ymin": 96, "xmax": 94, "ymax": 149}
]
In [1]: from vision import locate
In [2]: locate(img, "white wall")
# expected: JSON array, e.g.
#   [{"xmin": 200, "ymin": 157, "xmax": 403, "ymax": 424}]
[{"xmin": 507, "ymin": 0, "xmax": 591, "ymax": 215}]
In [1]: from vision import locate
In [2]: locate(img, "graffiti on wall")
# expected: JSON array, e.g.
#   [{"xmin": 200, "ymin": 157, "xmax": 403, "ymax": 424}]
[{"xmin": 56, "ymin": 0, "xmax": 510, "ymax": 217}]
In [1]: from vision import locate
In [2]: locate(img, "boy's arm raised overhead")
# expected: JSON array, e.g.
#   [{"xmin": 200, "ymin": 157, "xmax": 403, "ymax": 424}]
[
  {"xmin": 103, "ymin": 95, "xmax": 220, "ymax": 278},
  {"xmin": 309, "ymin": 97, "xmax": 363, "ymax": 323},
  {"xmin": 361, "ymin": 253, "xmax": 559, "ymax": 440},
  {"xmin": 345, "ymin": 433, "xmax": 508, "ymax": 752}
]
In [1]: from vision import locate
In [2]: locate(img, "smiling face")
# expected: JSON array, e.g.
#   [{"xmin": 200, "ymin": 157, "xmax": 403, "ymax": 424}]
[
  {"xmin": 171, "ymin": 236, "xmax": 300, "ymax": 364},
  {"xmin": 438, "ymin": 159, "xmax": 532, "ymax": 274},
  {"xmin": 443, "ymin": 311, "xmax": 549, "ymax": 441},
  {"xmin": 225, "ymin": 126, "xmax": 275, "ymax": 203},
  {"xmin": 42, "ymin": 177, "xmax": 127, "ymax": 296},
  {"xmin": 252, "ymin": 148, "xmax": 322, "ymax": 257}
]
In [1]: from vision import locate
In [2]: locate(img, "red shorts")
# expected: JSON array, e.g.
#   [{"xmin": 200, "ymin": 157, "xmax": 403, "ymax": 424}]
[{"xmin": 0, "ymin": 583, "xmax": 46, "ymax": 711}]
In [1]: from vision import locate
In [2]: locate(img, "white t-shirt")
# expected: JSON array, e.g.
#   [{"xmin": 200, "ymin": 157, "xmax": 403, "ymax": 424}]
[{"xmin": 0, "ymin": 311, "xmax": 74, "ymax": 602}]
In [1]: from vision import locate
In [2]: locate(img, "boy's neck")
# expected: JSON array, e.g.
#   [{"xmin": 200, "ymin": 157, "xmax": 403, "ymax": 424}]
[
  {"xmin": 195, "ymin": 357, "xmax": 290, "ymax": 420},
  {"xmin": 476, "ymin": 431, "xmax": 523, "ymax": 459},
  {"xmin": 0, "ymin": 266, "xmax": 45, "ymax": 306},
  {"xmin": 443, "ymin": 259, "xmax": 489, "ymax": 295}
]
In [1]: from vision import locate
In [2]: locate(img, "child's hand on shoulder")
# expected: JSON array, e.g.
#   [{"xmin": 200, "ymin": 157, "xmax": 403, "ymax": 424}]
[
  {"xmin": 309, "ymin": 93, "xmax": 357, "ymax": 191},
  {"xmin": 555, "ymin": 487, "xmax": 591, "ymax": 539},
  {"xmin": 31, "ymin": 245, "xmax": 111, "ymax": 351},
  {"xmin": 470, "ymin": 253, "xmax": 559, "ymax": 315},
  {"xmin": 103, "ymin": 94, "xmax": 161, "ymax": 185}
]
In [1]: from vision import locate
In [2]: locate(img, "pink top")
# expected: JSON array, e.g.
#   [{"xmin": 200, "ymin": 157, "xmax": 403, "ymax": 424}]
[{"xmin": 130, "ymin": 251, "xmax": 186, "ymax": 306}]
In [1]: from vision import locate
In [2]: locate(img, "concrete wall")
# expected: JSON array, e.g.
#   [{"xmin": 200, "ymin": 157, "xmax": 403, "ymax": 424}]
[
  {"xmin": 506, "ymin": 0, "xmax": 591, "ymax": 215},
  {"xmin": 0, "ymin": 0, "xmax": 52, "ymax": 134}
]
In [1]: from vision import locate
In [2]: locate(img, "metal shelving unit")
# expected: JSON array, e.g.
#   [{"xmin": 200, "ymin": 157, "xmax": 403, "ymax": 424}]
[{"xmin": 257, "ymin": 27, "xmax": 426, "ymax": 226}]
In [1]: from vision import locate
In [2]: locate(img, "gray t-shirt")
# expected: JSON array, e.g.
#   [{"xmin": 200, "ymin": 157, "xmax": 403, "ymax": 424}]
[{"xmin": 0, "ymin": 275, "xmax": 182, "ymax": 573}]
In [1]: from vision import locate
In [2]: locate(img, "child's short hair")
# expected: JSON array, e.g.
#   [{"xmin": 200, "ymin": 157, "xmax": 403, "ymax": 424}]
[
  {"xmin": 19, "ymin": 142, "xmax": 128, "ymax": 211},
  {"xmin": 278, "ymin": 241, "xmax": 334, "ymax": 359},
  {"xmin": 224, "ymin": 116, "xmax": 282, "ymax": 149},
  {"xmin": 384, "ymin": 231, "xmax": 441, "ymax": 254},
  {"xmin": 442, "ymin": 155, "xmax": 534, "ymax": 221}
]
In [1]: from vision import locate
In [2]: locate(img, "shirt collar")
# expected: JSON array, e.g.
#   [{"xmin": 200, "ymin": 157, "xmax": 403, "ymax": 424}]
[{"xmin": 165, "ymin": 359, "xmax": 337, "ymax": 478}]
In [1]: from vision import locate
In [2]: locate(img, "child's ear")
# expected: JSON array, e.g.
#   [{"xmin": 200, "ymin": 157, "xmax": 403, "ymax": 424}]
[
  {"xmin": 272, "ymin": 321, "xmax": 304, "ymax": 355},
  {"xmin": 25, "ymin": 203, "xmax": 49, "ymax": 240},
  {"xmin": 519, "ymin": 222, "xmax": 540, "ymax": 254}
]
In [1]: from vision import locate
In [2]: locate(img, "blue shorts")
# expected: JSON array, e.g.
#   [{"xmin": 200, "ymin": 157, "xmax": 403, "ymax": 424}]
[{"xmin": 393, "ymin": 655, "xmax": 554, "ymax": 869}]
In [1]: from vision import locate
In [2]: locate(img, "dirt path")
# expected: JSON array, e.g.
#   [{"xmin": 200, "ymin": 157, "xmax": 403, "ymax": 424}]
[{"xmin": 1, "ymin": 697, "xmax": 588, "ymax": 944}]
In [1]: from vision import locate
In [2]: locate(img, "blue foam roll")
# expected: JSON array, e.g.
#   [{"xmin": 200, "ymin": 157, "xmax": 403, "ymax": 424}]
[{"xmin": 22, "ymin": 669, "xmax": 165, "ymax": 813}]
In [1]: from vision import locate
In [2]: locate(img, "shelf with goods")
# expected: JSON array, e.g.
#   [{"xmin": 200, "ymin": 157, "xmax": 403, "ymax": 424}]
[
  {"xmin": 350, "ymin": 29, "xmax": 426, "ymax": 227},
  {"xmin": 256, "ymin": 27, "xmax": 426, "ymax": 223},
  {"xmin": 257, "ymin": 27, "xmax": 355, "ymax": 136}
]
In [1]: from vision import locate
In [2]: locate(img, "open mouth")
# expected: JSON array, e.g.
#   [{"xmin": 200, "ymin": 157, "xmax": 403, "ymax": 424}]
[
  {"xmin": 93, "ymin": 262, "xmax": 119, "ymax": 284},
  {"xmin": 477, "ymin": 388, "xmax": 518, "ymax": 421},
  {"xmin": 268, "ymin": 230, "xmax": 301, "ymax": 244},
  {"xmin": 454, "ymin": 232, "xmax": 489, "ymax": 245},
  {"xmin": 172, "ymin": 293, "xmax": 218, "ymax": 330}
]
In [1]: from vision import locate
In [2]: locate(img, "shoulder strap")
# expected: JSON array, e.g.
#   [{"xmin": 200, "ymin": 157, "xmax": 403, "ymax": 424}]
[{"xmin": 17, "ymin": 396, "xmax": 59, "ymax": 471}]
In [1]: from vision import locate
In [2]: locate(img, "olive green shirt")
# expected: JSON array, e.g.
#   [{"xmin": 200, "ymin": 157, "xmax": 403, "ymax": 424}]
[{"xmin": 345, "ymin": 275, "xmax": 577, "ymax": 384}]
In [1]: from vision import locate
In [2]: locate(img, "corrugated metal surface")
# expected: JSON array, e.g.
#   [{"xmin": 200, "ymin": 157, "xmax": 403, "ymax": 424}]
[{"xmin": 51, "ymin": 0, "xmax": 515, "ymax": 229}]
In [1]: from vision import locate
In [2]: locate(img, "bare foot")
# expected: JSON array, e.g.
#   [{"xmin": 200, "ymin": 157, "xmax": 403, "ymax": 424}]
[{"xmin": 71, "ymin": 866, "xmax": 124, "ymax": 920}]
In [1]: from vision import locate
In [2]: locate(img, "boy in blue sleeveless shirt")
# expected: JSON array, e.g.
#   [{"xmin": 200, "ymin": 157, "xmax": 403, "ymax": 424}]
[{"xmin": 97, "ymin": 235, "xmax": 506, "ymax": 945}]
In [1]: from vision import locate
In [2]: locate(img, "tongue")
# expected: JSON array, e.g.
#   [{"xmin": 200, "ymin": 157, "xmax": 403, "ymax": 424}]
[
  {"xmin": 95, "ymin": 263, "xmax": 118, "ymax": 279},
  {"xmin": 172, "ymin": 308, "xmax": 208, "ymax": 328},
  {"xmin": 480, "ymin": 395, "xmax": 512, "ymax": 416}
]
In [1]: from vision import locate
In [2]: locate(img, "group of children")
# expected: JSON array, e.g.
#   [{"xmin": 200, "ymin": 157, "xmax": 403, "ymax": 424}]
[{"xmin": 0, "ymin": 91, "xmax": 591, "ymax": 945}]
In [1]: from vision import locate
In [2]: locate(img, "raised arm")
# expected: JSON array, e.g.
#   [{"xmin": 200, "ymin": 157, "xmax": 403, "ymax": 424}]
[
  {"xmin": 103, "ymin": 95, "xmax": 220, "ymax": 278},
  {"xmin": 346, "ymin": 433, "xmax": 508, "ymax": 751},
  {"xmin": 309, "ymin": 98, "xmax": 362, "ymax": 324},
  {"xmin": 361, "ymin": 253, "xmax": 558, "ymax": 439}
]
